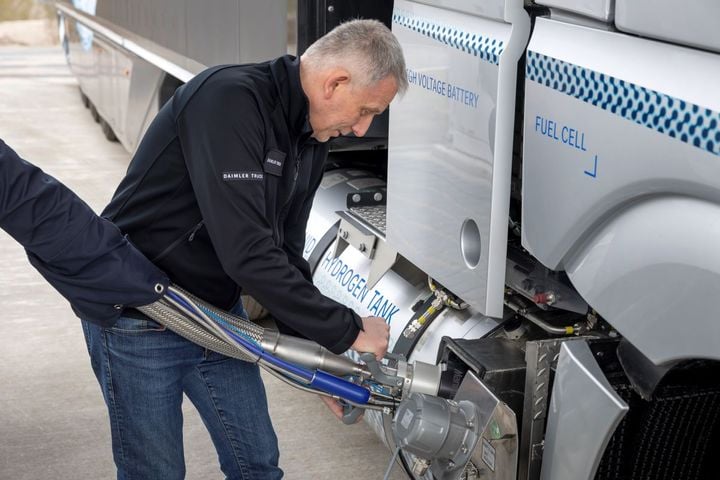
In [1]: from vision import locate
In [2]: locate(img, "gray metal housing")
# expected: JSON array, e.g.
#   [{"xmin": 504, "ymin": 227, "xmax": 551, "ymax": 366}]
[
  {"xmin": 534, "ymin": 0, "xmax": 614, "ymax": 22},
  {"xmin": 58, "ymin": 1, "xmax": 288, "ymax": 152},
  {"xmin": 96, "ymin": 0, "xmax": 288, "ymax": 66},
  {"xmin": 616, "ymin": 0, "xmax": 720, "ymax": 54},
  {"xmin": 522, "ymin": 18, "xmax": 720, "ymax": 365},
  {"xmin": 540, "ymin": 340, "xmax": 628, "ymax": 480},
  {"xmin": 386, "ymin": 0, "xmax": 530, "ymax": 318}
]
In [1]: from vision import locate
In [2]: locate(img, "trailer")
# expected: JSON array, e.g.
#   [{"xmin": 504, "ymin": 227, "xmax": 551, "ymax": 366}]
[{"xmin": 57, "ymin": 1, "xmax": 720, "ymax": 478}]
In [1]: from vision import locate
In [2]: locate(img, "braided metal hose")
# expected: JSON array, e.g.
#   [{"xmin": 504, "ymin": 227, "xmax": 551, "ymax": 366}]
[
  {"xmin": 138, "ymin": 284, "xmax": 366, "ymax": 377},
  {"xmin": 138, "ymin": 300, "xmax": 257, "ymax": 362},
  {"xmin": 168, "ymin": 284, "xmax": 265, "ymax": 341}
]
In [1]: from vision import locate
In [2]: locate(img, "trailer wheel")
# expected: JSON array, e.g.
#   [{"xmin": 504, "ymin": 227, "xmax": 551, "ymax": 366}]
[
  {"xmin": 89, "ymin": 104, "xmax": 100, "ymax": 123},
  {"xmin": 100, "ymin": 118, "xmax": 118, "ymax": 142}
]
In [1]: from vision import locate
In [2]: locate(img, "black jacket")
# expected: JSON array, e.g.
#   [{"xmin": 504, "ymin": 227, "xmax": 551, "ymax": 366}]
[
  {"xmin": 103, "ymin": 56, "xmax": 362, "ymax": 354},
  {"xmin": 0, "ymin": 139, "xmax": 168, "ymax": 324}
]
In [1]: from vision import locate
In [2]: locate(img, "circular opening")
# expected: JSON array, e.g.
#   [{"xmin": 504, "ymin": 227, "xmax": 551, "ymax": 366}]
[{"xmin": 460, "ymin": 218, "xmax": 482, "ymax": 269}]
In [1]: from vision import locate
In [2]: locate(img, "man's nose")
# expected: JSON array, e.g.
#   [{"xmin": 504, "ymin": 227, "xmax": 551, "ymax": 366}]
[{"xmin": 351, "ymin": 115, "xmax": 374, "ymax": 138}]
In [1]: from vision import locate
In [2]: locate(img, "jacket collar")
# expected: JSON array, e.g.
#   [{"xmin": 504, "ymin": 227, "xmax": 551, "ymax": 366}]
[{"xmin": 270, "ymin": 55, "xmax": 313, "ymax": 140}]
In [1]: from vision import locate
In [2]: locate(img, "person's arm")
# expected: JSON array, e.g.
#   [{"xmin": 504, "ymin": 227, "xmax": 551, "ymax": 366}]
[
  {"xmin": 0, "ymin": 139, "xmax": 168, "ymax": 324},
  {"xmin": 175, "ymin": 78, "xmax": 364, "ymax": 354},
  {"xmin": 280, "ymin": 159, "xmax": 390, "ymax": 359}
]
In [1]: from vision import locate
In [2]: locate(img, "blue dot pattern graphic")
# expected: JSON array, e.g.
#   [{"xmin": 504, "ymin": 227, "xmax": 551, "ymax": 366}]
[
  {"xmin": 392, "ymin": 12, "xmax": 504, "ymax": 65},
  {"xmin": 526, "ymin": 50, "xmax": 720, "ymax": 157}
]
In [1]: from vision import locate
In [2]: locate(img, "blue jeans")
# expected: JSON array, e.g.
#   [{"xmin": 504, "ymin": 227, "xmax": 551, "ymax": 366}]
[{"xmin": 81, "ymin": 304, "xmax": 283, "ymax": 480}]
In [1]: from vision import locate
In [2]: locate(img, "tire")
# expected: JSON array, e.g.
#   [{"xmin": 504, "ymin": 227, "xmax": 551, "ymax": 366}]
[
  {"xmin": 100, "ymin": 118, "xmax": 118, "ymax": 142},
  {"xmin": 89, "ymin": 104, "xmax": 100, "ymax": 123}
]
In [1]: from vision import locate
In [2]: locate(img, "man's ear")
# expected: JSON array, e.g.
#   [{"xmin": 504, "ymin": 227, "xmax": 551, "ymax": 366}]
[{"xmin": 323, "ymin": 68, "xmax": 351, "ymax": 99}]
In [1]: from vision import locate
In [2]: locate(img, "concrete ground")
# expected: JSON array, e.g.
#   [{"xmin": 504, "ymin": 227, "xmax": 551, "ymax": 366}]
[
  {"xmin": 0, "ymin": 18, "xmax": 57, "ymax": 46},
  {"xmin": 0, "ymin": 45, "xmax": 406, "ymax": 480}
]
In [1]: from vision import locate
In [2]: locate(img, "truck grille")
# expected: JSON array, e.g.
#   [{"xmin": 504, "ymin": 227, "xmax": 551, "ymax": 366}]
[{"xmin": 596, "ymin": 369, "xmax": 720, "ymax": 480}]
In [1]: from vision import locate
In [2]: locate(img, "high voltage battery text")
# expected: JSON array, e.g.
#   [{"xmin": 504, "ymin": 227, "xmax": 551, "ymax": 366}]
[{"xmin": 406, "ymin": 68, "xmax": 479, "ymax": 108}]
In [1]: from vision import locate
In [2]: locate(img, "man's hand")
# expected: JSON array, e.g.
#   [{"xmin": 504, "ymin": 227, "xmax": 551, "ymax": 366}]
[
  {"xmin": 319, "ymin": 395, "xmax": 364, "ymax": 423},
  {"xmin": 351, "ymin": 316, "xmax": 390, "ymax": 361}
]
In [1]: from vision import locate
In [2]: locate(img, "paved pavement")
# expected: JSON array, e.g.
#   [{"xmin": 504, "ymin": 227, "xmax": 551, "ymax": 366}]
[{"xmin": 0, "ymin": 45, "xmax": 406, "ymax": 480}]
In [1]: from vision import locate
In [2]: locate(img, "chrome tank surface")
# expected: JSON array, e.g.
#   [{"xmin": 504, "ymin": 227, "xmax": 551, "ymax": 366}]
[{"xmin": 304, "ymin": 169, "xmax": 500, "ymax": 442}]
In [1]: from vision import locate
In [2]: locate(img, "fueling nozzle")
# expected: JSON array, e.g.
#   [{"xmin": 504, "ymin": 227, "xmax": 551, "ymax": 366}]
[
  {"xmin": 140, "ymin": 283, "xmax": 449, "ymax": 421},
  {"xmin": 337, "ymin": 353, "xmax": 444, "ymax": 424},
  {"xmin": 259, "ymin": 330, "xmax": 442, "ymax": 401},
  {"xmin": 260, "ymin": 330, "xmax": 370, "ymax": 377},
  {"xmin": 360, "ymin": 352, "xmax": 442, "ymax": 398}
]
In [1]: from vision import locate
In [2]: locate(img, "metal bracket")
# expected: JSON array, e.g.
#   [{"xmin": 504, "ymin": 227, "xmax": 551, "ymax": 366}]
[
  {"xmin": 333, "ymin": 211, "xmax": 377, "ymax": 260},
  {"xmin": 332, "ymin": 210, "xmax": 398, "ymax": 290},
  {"xmin": 367, "ymin": 238, "xmax": 398, "ymax": 290},
  {"xmin": 518, "ymin": 339, "xmax": 568, "ymax": 480}
]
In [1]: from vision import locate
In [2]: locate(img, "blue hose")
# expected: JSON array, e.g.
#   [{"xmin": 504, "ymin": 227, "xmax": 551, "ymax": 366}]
[
  {"xmin": 166, "ymin": 290, "xmax": 370, "ymax": 404},
  {"xmin": 310, "ymin": 371, "xmax": 371, "ymax": 404},
  {"xmin": 222, "ymin": 328, "xmax": 314, "ymax": 382},
  {"xmin": 223, "ymin": 326, "xmax": 370, "ymax": 404},
  {"xmin": 167, "ymin": 291, "xmax": 197, "ymax": 315},
  {"xmin": 199, "ymin": 305, "xmax": 260, "ymax": 345}
]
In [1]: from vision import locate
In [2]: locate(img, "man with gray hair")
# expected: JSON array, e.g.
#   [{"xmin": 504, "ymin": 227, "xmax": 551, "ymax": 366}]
[
  {"xmin": 82, "ymin": 18, "xmax": 407, "ymax": 479},
  {"xmin": 301, "ymin": 19, "xmax": 408, "ymax": 141}
]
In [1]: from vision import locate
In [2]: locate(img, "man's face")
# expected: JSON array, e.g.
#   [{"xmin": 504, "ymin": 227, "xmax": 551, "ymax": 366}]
[{"xmin": 309, "ymin": 75, "xmax": 398, "ymax": 143}]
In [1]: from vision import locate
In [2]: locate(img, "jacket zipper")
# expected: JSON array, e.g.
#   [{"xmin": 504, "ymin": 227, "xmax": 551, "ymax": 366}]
[
  {"xmin": 150, "ymin": 220, "xmax": 204, "ymax": 262},
  {"xmin": 275, "ymin": 144, "xmax": 305, "ymax": 245},
  {"xmin": 280, "ymin": 147, "xmax": 303, "ymax": 218},
  {"xmin": 188, "ymin": 221, "xmax": 204, "ymax": 242}
]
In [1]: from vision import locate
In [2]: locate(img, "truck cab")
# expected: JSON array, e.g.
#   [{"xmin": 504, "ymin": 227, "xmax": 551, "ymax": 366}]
[{"xmin": 57, "ymin": 1, "xmax": 720, "ymax": 478}]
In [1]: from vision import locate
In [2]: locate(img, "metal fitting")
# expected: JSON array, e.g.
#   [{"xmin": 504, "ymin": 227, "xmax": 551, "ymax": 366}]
[{"xmin": 412, "ymin": 458, "xmax": 430, "ymax": 476}]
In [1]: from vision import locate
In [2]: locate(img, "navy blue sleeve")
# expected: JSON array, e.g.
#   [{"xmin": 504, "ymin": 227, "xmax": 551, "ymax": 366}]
[
  {"xmin": 175, "ymin": 80, "xmax": 361, "ymax": 354},
  {"xmin": 0, "ymin": 139, "xmax": 168, "ymax": 325}
]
